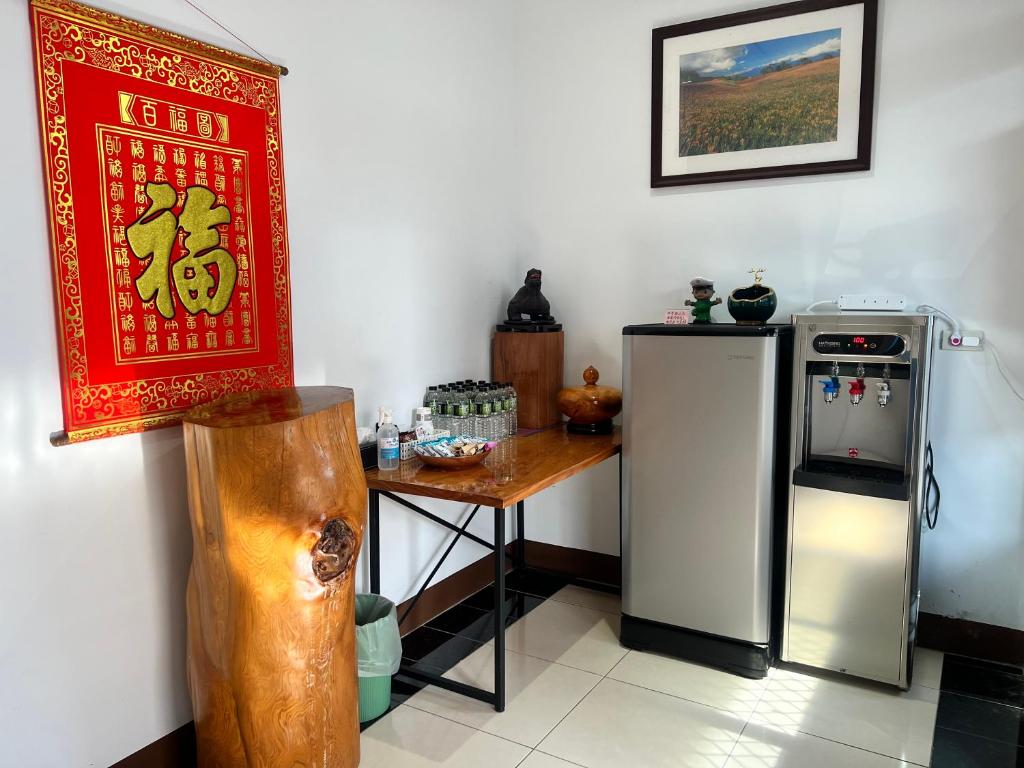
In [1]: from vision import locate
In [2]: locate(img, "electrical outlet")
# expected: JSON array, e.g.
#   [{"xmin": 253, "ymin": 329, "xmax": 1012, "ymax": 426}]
[
  {"xmin": 837, "ymin": 294, "xmax": 907, "ymax": 311},
  {"xmin": 940, "ymin": 330, "xmax": 985, "ymax": 351}
]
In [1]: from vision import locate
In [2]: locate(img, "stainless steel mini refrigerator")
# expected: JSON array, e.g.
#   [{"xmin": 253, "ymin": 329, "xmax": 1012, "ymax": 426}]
[{"xmin": 620, "ymin": 324, "xmax": 792, "ymax": 678}]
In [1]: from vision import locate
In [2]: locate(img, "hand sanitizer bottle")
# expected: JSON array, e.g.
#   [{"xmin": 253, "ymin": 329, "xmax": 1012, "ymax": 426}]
[{"xmin": 376, "ymin": 407, "xmax": 400, "ymax": 470}]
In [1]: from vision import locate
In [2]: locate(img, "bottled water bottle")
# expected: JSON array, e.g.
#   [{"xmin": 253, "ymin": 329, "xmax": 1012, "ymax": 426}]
[
  {"xmin": 424, "ymin": 385, "xmax": 440, "ymax": 419},
  {"xmin": 504, "ymin": 382, "xmax": 518, "ymax": 435},
  {"xmin": 453, "ymin": 386, "xmax": 472, "ymax": 436},
  {"xmin": 436, "ymin": 386, "xmax": 453, "ymax": 433},
  {"xmin": 490, "ymin": 384, "xmax": 505, "ymax": 439},
  {"xmin": 473, "ymin": 386, "xmax": 492, "ymax": 440}
]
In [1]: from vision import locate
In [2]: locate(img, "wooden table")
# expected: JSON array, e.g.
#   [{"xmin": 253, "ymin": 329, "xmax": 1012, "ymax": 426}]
[{"xmin": 365, "ymin": 425, "xmax": 621, "ymax": 712}]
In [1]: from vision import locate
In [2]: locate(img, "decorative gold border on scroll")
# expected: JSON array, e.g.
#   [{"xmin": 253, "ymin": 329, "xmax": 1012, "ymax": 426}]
[
  {"xmin": 31, "ymin": 0, "xmax": 294, "ymax": 443},
  {"xmin": 30, "ymin": 0, "xmax": 282, "ymax": 77}
]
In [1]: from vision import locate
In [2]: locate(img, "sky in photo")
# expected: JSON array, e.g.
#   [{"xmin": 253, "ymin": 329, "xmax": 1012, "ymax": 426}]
[{"xmin": 680, "ymin": 28, "xmax": 841, "ymax": 79}]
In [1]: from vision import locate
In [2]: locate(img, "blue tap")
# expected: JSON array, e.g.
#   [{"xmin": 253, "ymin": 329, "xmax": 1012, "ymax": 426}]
[{"xmin": 820, "ymin": 377, "xmax": 841, "ymax": 402}]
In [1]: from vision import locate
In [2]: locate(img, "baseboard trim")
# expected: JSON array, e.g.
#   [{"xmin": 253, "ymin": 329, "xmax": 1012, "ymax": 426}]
[
  {"xmin": 522, "ymin": 540, "xmax": 621, "ymax": 587},
  {"xmin": 918, "ymin": 611, "xmax": 1024, "ymax": 666},
  {"xmin": 110, "ymin": 721, "xmax": 195, "ymax": 768},
  {"xmin": 396, "ymin": 544, "xmax": 516, "ymax": 636}
]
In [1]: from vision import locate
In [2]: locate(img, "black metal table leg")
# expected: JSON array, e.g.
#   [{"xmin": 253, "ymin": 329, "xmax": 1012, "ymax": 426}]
[
  {"xmin": 515, "ymin": 500, "xmax": 526, "ymax": 570},
  {"xmin": 369, "ymin": 489, "xmax": 380, "ymax": 594},
  {"xmin": 494, "ymin": 506, "xmax": 506, "ymax": 712}
]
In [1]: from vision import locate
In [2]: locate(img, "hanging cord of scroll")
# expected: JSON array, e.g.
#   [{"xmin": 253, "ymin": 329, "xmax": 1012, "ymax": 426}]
[{"xmin": 180, "ymin": 0, "xmax": 289, "ymax": 75}]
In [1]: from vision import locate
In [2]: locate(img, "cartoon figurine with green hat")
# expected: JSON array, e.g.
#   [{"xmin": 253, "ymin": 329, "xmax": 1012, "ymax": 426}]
[{"xmin": 685, "ymin": 277, "xmax": 721, "ymax": 323}]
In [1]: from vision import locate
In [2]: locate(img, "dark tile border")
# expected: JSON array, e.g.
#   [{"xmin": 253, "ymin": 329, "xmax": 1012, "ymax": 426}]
[{"xmin": 933, "ymin": 646, "xmax": 1024, "ymax": 766}]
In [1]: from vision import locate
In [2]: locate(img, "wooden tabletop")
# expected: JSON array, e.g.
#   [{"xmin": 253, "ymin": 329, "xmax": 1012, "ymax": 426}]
[{"xmin": 365, "ymin": 426, "xmax": 621, "ymax": 508}]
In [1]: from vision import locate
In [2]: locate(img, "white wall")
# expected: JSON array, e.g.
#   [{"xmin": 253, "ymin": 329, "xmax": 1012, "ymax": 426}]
[
  {"xmin": 516, "ymin": 0, "xmax": 1024, "ymax": 630},
  {"xmin": 0, "ymin": 1, "xmax": 517, "ymax": 766}
]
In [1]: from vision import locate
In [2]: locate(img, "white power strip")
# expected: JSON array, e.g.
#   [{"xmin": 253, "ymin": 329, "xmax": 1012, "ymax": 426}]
[{"xmin": 837, "ymin": 294, "xmax": 906, "ymax": 311}]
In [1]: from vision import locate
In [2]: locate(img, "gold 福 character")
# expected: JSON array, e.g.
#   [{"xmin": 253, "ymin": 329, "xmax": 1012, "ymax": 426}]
[
  {"xmin": 173, "ymin": 147, "xmax": 186, "ymax": 165},
  {"xmin": 130, "ymin": 139, "xmax": 144, "ymax": 159},
  {"xmin": 186, "ymin": 333, "xmax": 198, "ymax": 350},
  {"xmin": 153, "ymin": 144, "xmax": 166, "ymax": 164},
  {"xmin": 145, "ymin": 334, "xmax": 158, "ymax": 353}
]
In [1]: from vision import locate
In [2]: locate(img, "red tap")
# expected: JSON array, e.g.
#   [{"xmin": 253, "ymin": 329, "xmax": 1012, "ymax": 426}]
[{"xmin": 849, "ymin": 378, "xmax": 866, "ymax": 404}]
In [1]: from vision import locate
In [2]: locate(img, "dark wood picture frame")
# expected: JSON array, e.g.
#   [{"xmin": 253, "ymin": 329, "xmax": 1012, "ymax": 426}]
[{"xmin": 652, "ymin": 0, "xmax": 878, "ymax": 188}]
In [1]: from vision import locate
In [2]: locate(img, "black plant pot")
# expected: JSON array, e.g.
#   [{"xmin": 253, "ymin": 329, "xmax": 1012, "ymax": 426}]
[{"xmin": 727, "ymin": 284, "xmax": 777, "ymax": 325}]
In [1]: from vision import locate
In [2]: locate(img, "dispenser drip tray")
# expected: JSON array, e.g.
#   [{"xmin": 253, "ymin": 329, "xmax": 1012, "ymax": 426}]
[{"xmin": 793, "ymin": 458, "xmax": 910, "ymax": 501}]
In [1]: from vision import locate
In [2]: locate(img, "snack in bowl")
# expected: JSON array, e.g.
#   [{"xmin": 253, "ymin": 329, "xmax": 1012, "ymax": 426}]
[{"xmin": 414, "ymin": 437, "xmax": 494, "ymax": 469}]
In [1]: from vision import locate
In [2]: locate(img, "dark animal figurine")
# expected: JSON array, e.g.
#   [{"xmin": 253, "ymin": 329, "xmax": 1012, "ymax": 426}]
[{"xmin": 507, "ymin": 268, "xmax": 554, "ymax": 322}]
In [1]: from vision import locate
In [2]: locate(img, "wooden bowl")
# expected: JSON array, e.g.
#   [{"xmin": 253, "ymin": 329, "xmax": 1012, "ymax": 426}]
[{"xmin": 415, "ymin": 446, "xmax": 492, "ymax": 470}]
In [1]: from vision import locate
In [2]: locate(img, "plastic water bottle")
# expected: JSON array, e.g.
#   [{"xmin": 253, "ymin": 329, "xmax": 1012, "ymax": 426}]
[
  {"xmin": 453, "ymin": 387, "xmax": 472, "ymax": 436},
  {"xmin": 490, "ymin": 384, "xmax": 505, "ymax": 439},
  {"xmin": 424, "ymin": 385, "xmax": 439, "ymax": 415},
  {"xmin": 435, "ymin": 386, "xmax": 452, "ymax": 433},
  {"xmin": 474, "ymin": 385, "xmax": 493, "ymax": 440},
  {"xmin": 376, "ymin": 408, "xmax": 400, "ymax": 470},
  {"xmin": 505, "ymin": 382, "xmax": 518, "ymax": 435}
]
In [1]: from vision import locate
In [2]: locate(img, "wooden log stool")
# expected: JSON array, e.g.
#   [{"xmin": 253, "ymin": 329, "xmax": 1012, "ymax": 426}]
[{"xmin": 182, "ymin": 386, "xmax": 366, "ymax": 768}]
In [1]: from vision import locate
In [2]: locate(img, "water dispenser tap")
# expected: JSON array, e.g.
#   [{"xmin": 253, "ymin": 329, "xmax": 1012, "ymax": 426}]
[
  {"xmin": 849, "ymin": 378, "xmax": 866, "ymax": 405},
  {"xmin": 820, "ymin": 377, "xmax": 841, "ymax": 404},
  {"xmin": 877, "ymin": 381, "xmax": 892, "ymax": 408}
]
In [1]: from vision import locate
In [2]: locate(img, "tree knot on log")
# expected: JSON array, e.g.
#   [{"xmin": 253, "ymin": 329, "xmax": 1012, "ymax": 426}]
[{"xmin": 312, "ymin": 518, "xmax": 357, "ymax": 584}]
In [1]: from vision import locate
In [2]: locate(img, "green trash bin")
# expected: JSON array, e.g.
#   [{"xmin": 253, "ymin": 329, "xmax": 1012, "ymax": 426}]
[{"xmin": 355, "ymin": 594, "xmax": 402, "ymax": 723}]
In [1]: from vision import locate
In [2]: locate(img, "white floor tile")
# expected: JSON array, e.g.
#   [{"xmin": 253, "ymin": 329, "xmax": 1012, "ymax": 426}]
[
  {"xmin": 750, "ymin": 669, "xmax": 938, "ymax": 766},
  {"xmin": 608, "ymin": 650, "xmax": 769, "ymax": 717},
  {"xmin": 540, "ymin": 677, "xmax": 745, "ymax": 768},
  {"xmin": 726, "ymin": 722, "xmax": 912, "ymax": 767},
  {"xmin": 519, "ymin": 751, "xmax": 586, "ymax": 768},
  {"xmin": 548, "ymin": 584, "xmax": 621, "ymax": 615},
  {"xmin": 502, "ymin": 598, "xmax": 627, "ymax": 675},
  {"xmin": 912, "ymin": 648, "xmax": 943, "ymax": 689},
  {"xmin": 406, "ymin": 642, "xmax": 601, "ymax": 748},
  {"xmin": 360, "ymin": 704, "xmax": 529, "ymax": 768}
]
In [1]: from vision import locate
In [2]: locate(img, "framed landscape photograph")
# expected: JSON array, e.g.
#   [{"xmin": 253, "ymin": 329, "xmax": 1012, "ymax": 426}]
[{"xmin": 652, "ymin": 0, "xmax": 878, "ymax": 187}]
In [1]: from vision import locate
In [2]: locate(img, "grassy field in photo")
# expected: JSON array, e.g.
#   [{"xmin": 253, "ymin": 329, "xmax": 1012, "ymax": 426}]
[{"xmin": 679, "ymin": 57, "xmax": 840, "ymax": 157}]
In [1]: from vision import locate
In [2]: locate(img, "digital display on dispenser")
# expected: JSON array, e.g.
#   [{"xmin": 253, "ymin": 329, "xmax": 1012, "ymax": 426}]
[{"xmin": 812, "ymin": 333, "xmax": 906, "ymax": 356}]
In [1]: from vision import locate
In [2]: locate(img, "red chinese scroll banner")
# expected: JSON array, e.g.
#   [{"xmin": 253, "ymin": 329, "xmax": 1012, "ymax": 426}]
[{"xmin": 30, "ymin": 0, "xmax": 293, "ymax": 443}]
